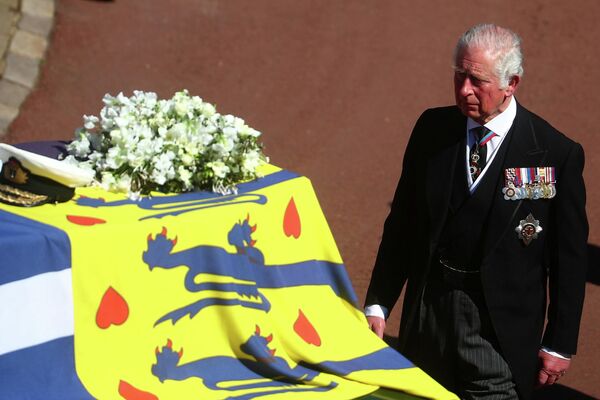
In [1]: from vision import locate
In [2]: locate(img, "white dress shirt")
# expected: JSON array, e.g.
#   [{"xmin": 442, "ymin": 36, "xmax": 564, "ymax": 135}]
[{"xmin": 467, "ymin": 95, "xmax": 516, "ymax": 192}]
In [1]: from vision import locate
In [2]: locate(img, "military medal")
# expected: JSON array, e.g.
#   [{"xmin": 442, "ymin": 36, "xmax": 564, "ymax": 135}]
[
  {"xmin": 502, "ymin": 183, "xmax": 518, "ymax": 200},
  {"xmin": 503, "ymin": 167, "xmax": 556, "ymax": 200},
  {"xmin": 515, "ymin": 213, "xmax": 542, "ymax": 245}
]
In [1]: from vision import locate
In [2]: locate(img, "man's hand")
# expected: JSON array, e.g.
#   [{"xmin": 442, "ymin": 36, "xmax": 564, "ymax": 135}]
[
  {"xmin": 537, "ymin": 350, "xmax": 571, "ymax": 387},
  {"xmin": 367, "ymin": 316, "xmax": 386, "ymax": 339}
]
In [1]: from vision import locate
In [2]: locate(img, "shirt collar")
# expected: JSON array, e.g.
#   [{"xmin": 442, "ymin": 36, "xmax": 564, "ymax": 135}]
[{"xmin": 466, "ymin": 96, "xmax": 517, "ymax": 139}]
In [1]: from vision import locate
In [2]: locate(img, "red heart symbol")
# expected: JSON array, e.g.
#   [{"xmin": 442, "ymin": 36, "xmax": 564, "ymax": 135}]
[
  {"xmin": 294, "ymin": 309, "xmax": 321, "ymax": 346},
  {"xmin": 283, "ymin": 197, "xmax": 301, "ymax": 238},
  {"xmin": 96, "ymin": 287, "xmax": 129, "ymax": 329},
  {"xmin": 67, "ymin": 215, "xmax": 106, "ymax": 226}
]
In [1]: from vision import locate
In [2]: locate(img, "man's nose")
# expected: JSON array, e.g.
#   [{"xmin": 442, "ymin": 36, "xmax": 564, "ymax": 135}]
[{"xmin": 460, "ymin": 78, "xmax": 474, "ymax": 96}]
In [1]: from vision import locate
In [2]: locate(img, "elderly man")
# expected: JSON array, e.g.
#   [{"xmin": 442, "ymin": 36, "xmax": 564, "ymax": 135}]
[{"xmin": 365, "ymin": 24, "xmax": 588, "ymax": 399}]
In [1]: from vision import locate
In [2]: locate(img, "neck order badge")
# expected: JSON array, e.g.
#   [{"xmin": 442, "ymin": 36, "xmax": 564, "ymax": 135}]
[
  {"xmin": 469, "ymin": 126, "xmax": 496, "ymax": 182},
  {"xmin": 0, "ymin": 164, "xmax": 457, "ymax": 400}
]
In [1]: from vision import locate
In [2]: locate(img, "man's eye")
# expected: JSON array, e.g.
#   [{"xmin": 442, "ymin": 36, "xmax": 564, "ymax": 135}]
[{"xmin": 471, "ymin": 75, "xmax": 488, "ymax": 86}]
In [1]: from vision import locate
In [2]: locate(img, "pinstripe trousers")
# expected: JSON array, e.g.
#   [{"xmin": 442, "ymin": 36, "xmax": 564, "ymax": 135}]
[{"xmin": 410, "ymin": 277, "xmax": 519, "ymax": 400}]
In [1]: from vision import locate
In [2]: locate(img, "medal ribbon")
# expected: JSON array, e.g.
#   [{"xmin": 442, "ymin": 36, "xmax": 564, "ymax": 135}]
[
  {"xmin": 478, "ymin": 130, "xmax": 496, "ymax": 147},
  {"xmin": 515, "ymin": 168, "xmax": 522, "ymax": 186},
  {"xmin": 506, "ymin": 167, "xmax": 556, "ymax": 186}
]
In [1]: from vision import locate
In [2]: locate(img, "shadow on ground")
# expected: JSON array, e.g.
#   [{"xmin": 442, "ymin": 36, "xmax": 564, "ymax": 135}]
[{"xmin": 533, "ymin": 384, "xmax": 596, "ymax": 400}]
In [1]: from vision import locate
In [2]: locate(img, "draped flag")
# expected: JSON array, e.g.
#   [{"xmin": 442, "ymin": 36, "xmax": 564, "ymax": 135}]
[{"xmin": 0, "ymin": 164, "xmax": 457, "ymax": 400}]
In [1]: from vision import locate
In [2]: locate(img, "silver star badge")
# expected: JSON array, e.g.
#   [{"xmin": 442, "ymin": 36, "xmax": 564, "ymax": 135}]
[{"xmin": 515, "ymin": 213, "xmax": 542, "ymax": 245}]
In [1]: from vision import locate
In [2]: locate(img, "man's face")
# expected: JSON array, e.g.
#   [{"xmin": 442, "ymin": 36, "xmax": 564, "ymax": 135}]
[{"xmin": 454, "ymin": 46, "xmax": 519, "ymax": 124}]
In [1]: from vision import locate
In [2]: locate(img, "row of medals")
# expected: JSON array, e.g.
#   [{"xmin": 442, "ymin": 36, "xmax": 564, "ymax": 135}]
[
  {"xmin": 471, "ymin": 152, "xmax": 556, "ymax": 201},
  {"xmin": 502, "ymin": 181, "xmax": 556, "ymax": 200}
]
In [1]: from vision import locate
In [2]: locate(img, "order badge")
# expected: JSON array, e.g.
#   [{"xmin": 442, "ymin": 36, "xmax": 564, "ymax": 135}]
[{"xmin": 515, "ymin": 213, "xmax": 542, "ymax": 245}]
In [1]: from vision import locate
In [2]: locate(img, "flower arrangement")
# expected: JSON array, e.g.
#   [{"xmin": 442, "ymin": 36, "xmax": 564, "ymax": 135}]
[{"xmin": 64, "ymin": 90, "xmax": 268, "ymax": 199}]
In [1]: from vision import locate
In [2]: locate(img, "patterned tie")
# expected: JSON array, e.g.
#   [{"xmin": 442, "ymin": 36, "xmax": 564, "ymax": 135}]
[{"xmin": 469, "ymin": 126, "xmax": 495, "ymax": 182}]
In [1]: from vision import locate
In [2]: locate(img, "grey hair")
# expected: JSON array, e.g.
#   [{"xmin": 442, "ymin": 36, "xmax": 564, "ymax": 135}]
[{"xmin": 453, "ymin": 23, "xmax": 524, "ymax": 88}]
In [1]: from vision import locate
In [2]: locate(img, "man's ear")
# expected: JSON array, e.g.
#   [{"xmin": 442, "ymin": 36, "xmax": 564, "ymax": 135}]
[{"xmin": 505, "ymin": 75, "xmax": 520, "ymax": 96}]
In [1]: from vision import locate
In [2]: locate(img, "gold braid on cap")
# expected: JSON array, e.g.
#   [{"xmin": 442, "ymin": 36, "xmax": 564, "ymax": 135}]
[{"xmin": 0, "ymin": 183, "xmax": 49, "ymax": 206}]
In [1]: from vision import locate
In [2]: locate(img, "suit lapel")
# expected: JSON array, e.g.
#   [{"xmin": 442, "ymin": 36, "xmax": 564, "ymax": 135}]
[
  {"xmin": 482, "ymin": 103, "xmax": 548, "ymax": 259},
  {"xmin": 426, "ymin": 111, "xmax": 466, "ymax": 245}
]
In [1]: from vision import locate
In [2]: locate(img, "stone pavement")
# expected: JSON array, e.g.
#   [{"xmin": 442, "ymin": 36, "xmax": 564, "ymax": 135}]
[{"xmin": 0, "ymin": 0, "xmax": 54, "ymax": 135}]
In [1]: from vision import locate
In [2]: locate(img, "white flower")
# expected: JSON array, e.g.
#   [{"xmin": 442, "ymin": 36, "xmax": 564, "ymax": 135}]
[
  {"xmin": 68, "ymin": 132, "xmax": 91, "ymax": 157},
  {"xmin": 115, "ymin": 116, "xmax": 131, "ymax": 128},
  {"xmin": 199, "ymin": 122, "xmax": 217, "ymax": 134},
  {"xmin": 99, "ymin": 172, "xmax": 117, "ymax": 191},
  {"xmin": 174, "ymin": 98, "xmax": 191, "ymax": 117},
  {"xmin": 116, "ymin": 92, "xmax": 132, "ymax": 107},
  {"xmin": 223, "ymin": 126, "xmax": 238, "ymax": 140},
  {"xmin": 115, "ymin": 174, "xmax": 132, "ymax": 193},
  {"xmin": 166, "ymin": 122, "xmax": 187, "ymax": 141},
  {"xmin": 242, "ymin": 150, "xmax": 261, "ymax": 173},
  {"xmin": 152, "ymin": 150, "xmax": 174, "ymax": 169},
  {"xmin": 177, "ymin": 165, "xmax": 193, "ymax": 187},
  {"xmin": 137, "ymin": 137, "xmax": 158, "ymax": 157},
  {"xmin": 212, "ymin": 137, "xmax": 234, "ymax": 156},
  {"xmin": 222, "ymin": 115, "xmax": 235, "ymax": 126},
  {"xmin": 83, "ymin": 115, "xmax": 99, "ymax": 130},
  {"xmin": 208, "ymin": 161, "xmax": 230, "ymax": 178},
  {"xmin": 190, "ymin": 95, "xmax": 204, "ymax": 110},
  {"xmin": 201, "ymin": 102, "xmax": 216, "ymax": 117},
  {"xmin": 109, "ymin": 129, "xmax": 123, "ymax": 143},
  {"xmin": 181, "ymin": 153, "xmax": 194, "ymax": 166},
  {"xmin": 239, "ymin": 125, "xmax": 261, "ymax": 138},
  {"xmin": 105, "ymin": 146, "xmax": 127, "ymax": 169},
  {"xmin": 151, "ymin": 168, "xmax": 168, "ymax": 185}
]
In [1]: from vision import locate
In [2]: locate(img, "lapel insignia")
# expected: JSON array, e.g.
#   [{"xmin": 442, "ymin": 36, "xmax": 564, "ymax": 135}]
[
  {"xmin": 515, "ymin": 213, "xmax": 542, "ymax": 245},
  {"xmin": 503, "ymin": 167, "xmax": 556, "ymax": 200}
]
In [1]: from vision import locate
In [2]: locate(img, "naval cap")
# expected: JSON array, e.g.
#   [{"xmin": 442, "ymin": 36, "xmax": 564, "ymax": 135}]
[{"xmin": 0, "ymin": 143, "xmax": 93, "ymax": 206}]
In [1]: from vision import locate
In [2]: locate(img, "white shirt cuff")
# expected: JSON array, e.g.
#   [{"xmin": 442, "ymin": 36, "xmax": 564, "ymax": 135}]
[
  {"xmin": 541, "ymin": 347, "xmax": 571, "ymax": 360},
  {"xmin": 364, "ymin": 304, "xmax": 389, "ymax": 319}
]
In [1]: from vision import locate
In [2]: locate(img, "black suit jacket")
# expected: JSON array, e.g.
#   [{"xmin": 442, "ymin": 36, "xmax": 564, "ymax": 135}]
[{"xmin": 366, "ymin": 102, "xmax": 588, "ymax": 399}]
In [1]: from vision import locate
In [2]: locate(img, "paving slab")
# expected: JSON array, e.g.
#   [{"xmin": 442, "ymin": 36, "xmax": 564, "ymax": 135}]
[
  {"xmin": 22, "ymin": 0, "xmax": 54, "ymax": 19},
  {"xmin": 18, "ymin": 13, "xmax": 53, "ymax": 36},
  {"xmin": 9, "ymin": 29, "xmax": 47, "ymax": 59},
  {"xmin": 3, "ymin": 51, "xmax": 39, "ymax": 88},
  {"xmin": 0, "ymin": 79, "xmax": 29, "ymax": 107}
]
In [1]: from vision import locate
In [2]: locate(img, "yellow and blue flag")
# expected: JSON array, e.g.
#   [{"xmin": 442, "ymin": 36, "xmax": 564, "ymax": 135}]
[{"xmin": 0, "ymin": 165, "xmax": 457, "ymax": 400}]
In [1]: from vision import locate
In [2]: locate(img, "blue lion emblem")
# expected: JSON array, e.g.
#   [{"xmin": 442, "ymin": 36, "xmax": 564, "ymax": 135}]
[
  {"xmin": 152, "ymin": 326, "xmax": 337, "ymax": 399},
  {"xmin": 142, "ymin": 215, "xmax": 359, "ymax": 326}
]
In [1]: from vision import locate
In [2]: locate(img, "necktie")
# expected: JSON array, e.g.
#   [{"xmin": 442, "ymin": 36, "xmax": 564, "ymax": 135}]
[{"xmin": 469, "ymin": 126, "xmax": 495, "ymax": 182}]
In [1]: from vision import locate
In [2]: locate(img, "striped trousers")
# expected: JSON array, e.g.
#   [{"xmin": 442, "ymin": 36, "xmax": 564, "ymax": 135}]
[{"xmin": 409, "ymin": 277, "xmax": 519, "ymax": 400}]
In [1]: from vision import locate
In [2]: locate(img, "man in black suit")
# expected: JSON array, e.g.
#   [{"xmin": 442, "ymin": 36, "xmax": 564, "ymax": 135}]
[{"xmin": 365, "ymin": 24, "xmax": 588, "ymax": 399}]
